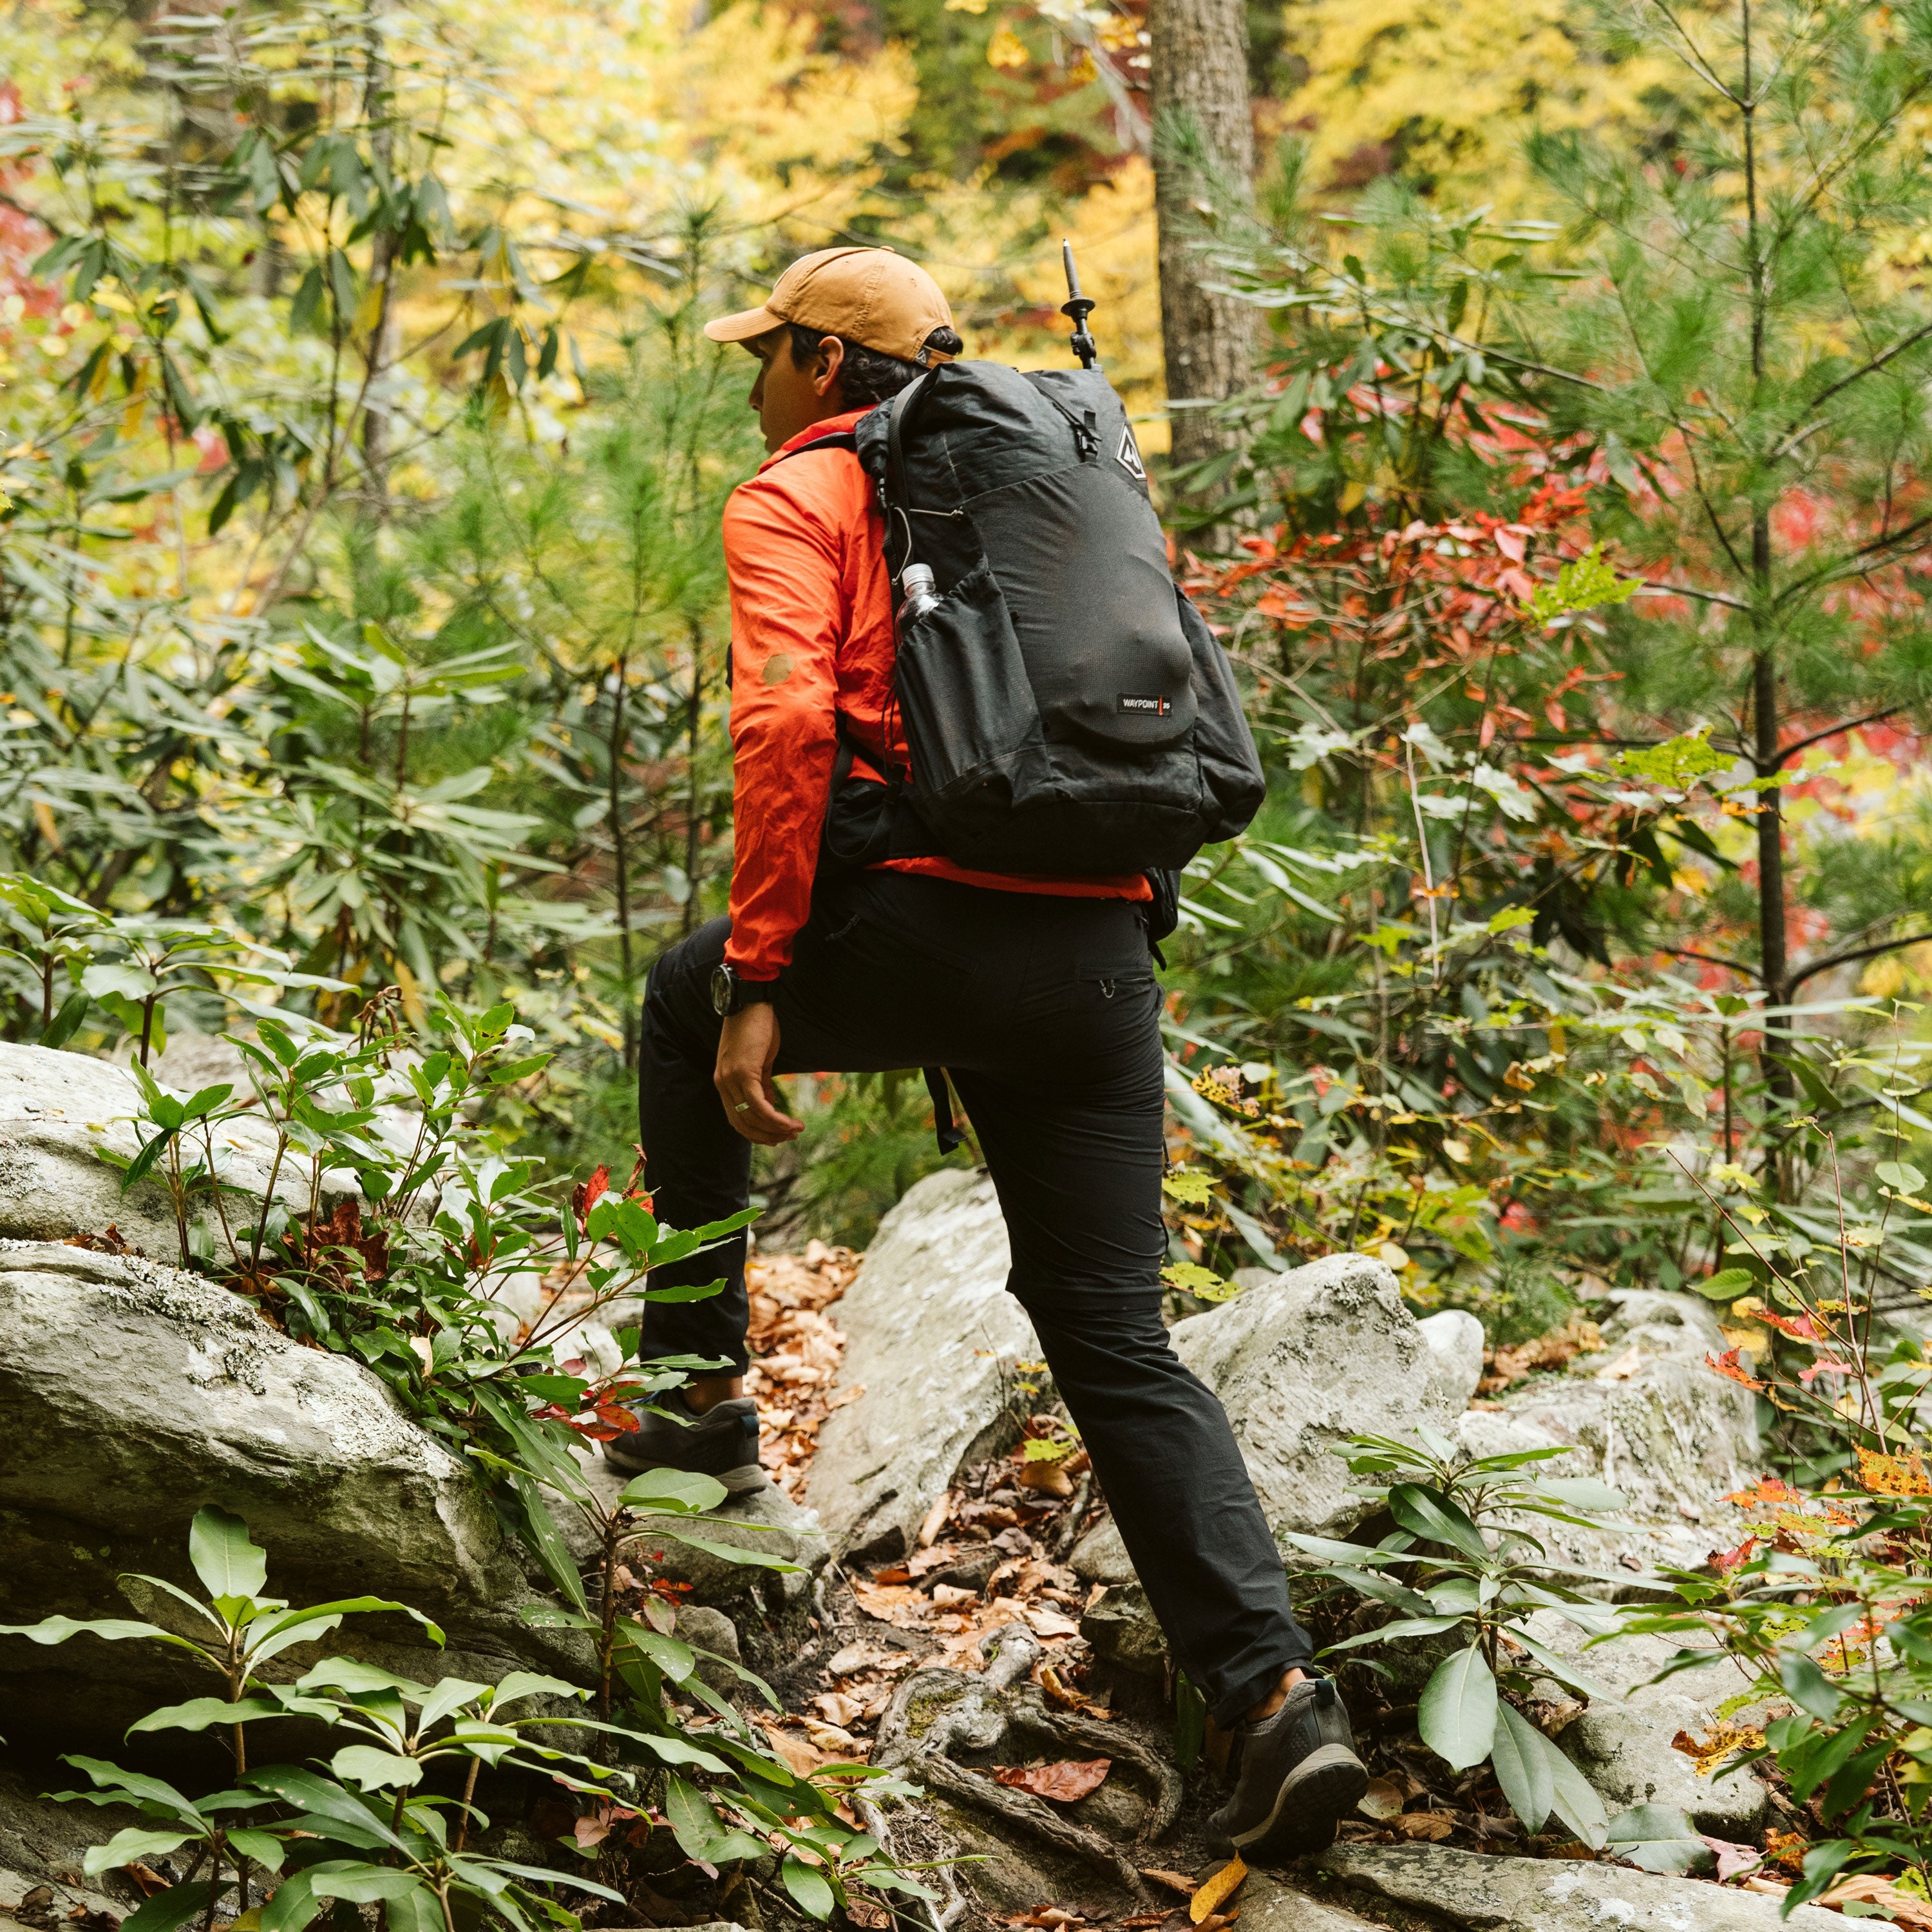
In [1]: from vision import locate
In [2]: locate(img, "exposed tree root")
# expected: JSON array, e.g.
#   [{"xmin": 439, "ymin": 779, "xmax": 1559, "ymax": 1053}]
[{"xmin": 873, "ymin": 1626, "xmax": 1175, "ymax": 1902}]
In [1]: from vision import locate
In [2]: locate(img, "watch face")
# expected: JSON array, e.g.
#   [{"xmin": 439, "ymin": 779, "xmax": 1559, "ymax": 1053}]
[{"xmin": 710, "ymin": 964, "xmax": 734, "ymax": 1017}]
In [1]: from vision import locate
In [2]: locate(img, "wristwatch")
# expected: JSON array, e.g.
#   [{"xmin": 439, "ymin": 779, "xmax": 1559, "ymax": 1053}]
[{"xmin": 710, "ymin": 963, "xmax": 778, "ymax": 1018}]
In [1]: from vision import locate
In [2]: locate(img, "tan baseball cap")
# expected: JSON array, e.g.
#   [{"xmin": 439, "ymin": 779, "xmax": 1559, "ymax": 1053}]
[{"xmin": 705, "ymin": 247, "xmax": 958, "ymax": 365}]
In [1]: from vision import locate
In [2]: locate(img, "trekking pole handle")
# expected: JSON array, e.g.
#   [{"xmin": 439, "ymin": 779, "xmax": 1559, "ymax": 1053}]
[{"xmin": 1061, "ymin": 238, "xmax": 1099, "ymax": 370}]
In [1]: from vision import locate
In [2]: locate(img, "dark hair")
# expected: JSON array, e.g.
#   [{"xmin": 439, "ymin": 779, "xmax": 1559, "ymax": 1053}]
[{"xmin": 786, "ymin": 323, "xmax": 965, "ymax": 406}]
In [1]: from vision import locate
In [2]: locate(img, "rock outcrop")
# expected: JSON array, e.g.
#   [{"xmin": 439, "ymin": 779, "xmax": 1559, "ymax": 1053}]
[
  {"xmin": 0, "ymin": 1040, "xmax": 339, "ymax": 1262},
  {"xmin": 1460, "ymin": 1287, "xmax": 1762, "ymax": 1578},
  {"xmin": 1309, "ymin": 1842, "xmax": 1841, "ymax": 1930},
  {"xmin": 0, "ymin": 1242, "xmax": 583, "ymax": 1754},
  {"xmin": 1070, "ymin": 1253, "xmax": 1481, "ymax": 1588},
  {"xmin": 807, "ymin": 1170, "xmax": 1039, "ymax": 1560}
]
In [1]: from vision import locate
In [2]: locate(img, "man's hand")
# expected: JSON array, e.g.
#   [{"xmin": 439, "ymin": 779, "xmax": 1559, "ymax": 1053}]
[{"xmin": 715, "ymin": 1003, "xmax": 802, "ymax": 1144}]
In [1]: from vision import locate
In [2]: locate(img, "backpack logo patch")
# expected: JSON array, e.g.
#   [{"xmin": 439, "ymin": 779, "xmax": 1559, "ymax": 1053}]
[
  {"xmin": 1117, "ymin": 693, "xmax": 1173, "ymax": 717},
  {"xmin": 1115, "ymin": 428, "xmax": 1146, "ymax": 481}
]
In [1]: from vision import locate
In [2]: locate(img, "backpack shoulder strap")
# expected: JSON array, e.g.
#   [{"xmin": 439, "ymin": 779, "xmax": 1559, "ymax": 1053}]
[{"xmin": 769, "ymin": 429, "xmax": 858, "ymax": 463}]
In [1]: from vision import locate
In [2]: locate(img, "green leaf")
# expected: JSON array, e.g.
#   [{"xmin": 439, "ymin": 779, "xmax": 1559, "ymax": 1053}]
[
  {"xmin": 511, "ymin": 1474, "xmax": 590, "ymax": 1614},
  {"xmin": 189, "ymin": 1506, "xmax": 267, "ymax": 1603},
  {"xmin": 1605, "ymin": 1804, "xmax": 1711, "ymax": 1875},
  {"xmin": 1418, "ymin": 1645, "xmax": 1497, "ymax": 1770},
  {"xmin": 251, "ymin": 1597, "xmax": 444, "ymax": 1661},
  {"xmin": 1546, "ymin": 1745, "xmax": 1609, "ymax": 1850},
  {"xmin": 261, "ymin": 1869, "xmax": 321, "ymax": 1932},
  {"xmin": 1530, "ymin": 1477, "xmax": 1627, "ymax": 1512},
  {"xmin": 649, "ymin": 1528, "xmax": 805, "ymax": 1572},
  {"xmin": 386, "ymin": 1887, "xmax": 444, "ymax": 1932},
  {"xmin": 1387, "ymin": 1483, "xmax": 1490, "ymax": 1564},
  {"xmin": 663, "ymin": 1773, "xmax": 730, "ymax": 1861},
  {"xmin": 1779, "ymin": 1650, "xmax": 1844, "ymax": 1720},
  {"xmin": 129, "ymin": 1696, "xmax": 285, "ymax": 1736},
  {"xmin": 621, "ymin": 1468, "xmax": 729, "ymax": 1515},
  {"xmin": 0, "ymin": 1615, "xmax": 175, "ymax": 1646},
  {"xmin": 1323, "ymin": 1615, "xmax": 1464, "ymax": 1653},
  {"xmin": 241, "ymin": 1768, "xmax": 405, "ymax": 1854},
  {"xmin": 310, "ymin": 1863, "xmax": 425, "ymax": 1904},
  {"xmin": 1877, "ymin": 1162, "xmax": 1926, "ymax": 1195},
  {"xmin": 226, "ymin": 1828, "xmax": 287, "ymax": 1873},
  {"xmin": 1490, "ymin": 1701, "xmax": 1554, "ymax": 1835},
  {"xmin": 620, "ymin": 1624, "xmax": 695, "ymax": 1682},
  {"xmin": 43, "ymin": 990, "xmax": 90, "ymax": 1048},
  {"xmin": 1692, "ymin": 1267, "xmax": 1756, "ymax": 1301},
  {"xmin": 121, "ymin": 1885, "xmax": 217, "ymax": 1932},
  {"xmin": 781, "ymin": 1855, "xmax": 836, "ymax": 1921},
  {"xmin": 82, "ymin": 1828, "xmax": 195, "ymax": 1877},
  {"xmin": 57, "ymin": 1756, "xmax": 201, "ymax": 1822},
  {"xmin": 330, "ymin": 1747, "xmax": 422, "ymax": 1792}
]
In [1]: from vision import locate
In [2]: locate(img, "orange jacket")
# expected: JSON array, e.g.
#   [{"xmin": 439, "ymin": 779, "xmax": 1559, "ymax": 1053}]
[{"xmin": 722, "ymin": 410, "xmax": 1150, "ymax": 980}]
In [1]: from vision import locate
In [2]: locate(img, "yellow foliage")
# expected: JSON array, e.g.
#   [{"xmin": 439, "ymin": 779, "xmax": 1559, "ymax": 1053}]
[
  {"xmin": 1276, "ymin": 0, "xmax": 1689, "ymax": 213},
  {"xmin": 987, "ymin": 25, "xmax": 1032, "ymax": 68},
  {"xmin": 404, "ymin": 0, "xmax": 918, "ymax": 262},
  {"xmin": 1671, "ymin": 1721, "xmax": 1766, "ymax": 1777},
  {"xmin": 949, "ymin": 156, "xmax": 1165, "ymax": 445},
  {"xmin": 1856, "ymin": 1446, "xmax": 1932, "ymax": 1498}
]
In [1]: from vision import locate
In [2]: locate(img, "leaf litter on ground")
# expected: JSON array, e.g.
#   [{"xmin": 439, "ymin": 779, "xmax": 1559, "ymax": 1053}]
[{"xmin": 990, "ymin": 1758, "xmax": 1112, "ymax": 1802}]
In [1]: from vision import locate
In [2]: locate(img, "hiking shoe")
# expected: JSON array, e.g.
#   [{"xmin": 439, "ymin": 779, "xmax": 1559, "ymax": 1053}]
[
  {"xmin": 603, "ymin": 1391, "xmax": 767, "ymax": 1494},
  {"xmin": 1207, "ymin": 1678, "xmax": 1368, "ymax": 1864}
]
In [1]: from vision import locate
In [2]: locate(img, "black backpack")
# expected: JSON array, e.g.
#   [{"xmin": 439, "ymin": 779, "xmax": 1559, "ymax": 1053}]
[{"xmin": 818, "ymin": 360, "xmax": 1265, "ymax": 878}]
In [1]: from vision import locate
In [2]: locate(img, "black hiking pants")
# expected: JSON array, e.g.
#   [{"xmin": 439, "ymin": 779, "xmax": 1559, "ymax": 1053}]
[{"xmin": 635, "ymin": 867, "xmax": 1312, "ymax": 1723}]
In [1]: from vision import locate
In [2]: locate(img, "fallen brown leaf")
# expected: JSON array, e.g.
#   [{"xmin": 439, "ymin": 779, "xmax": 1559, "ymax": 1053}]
[
  {"xmin": 804, "ymin": 1718, "xmax": 864, "ymax": 1757},
  {"xmin": 1821, "ymin": 1875, "xmax": 1932, "ymax": 1928},
  {"xmin": 1190, "ymin": 1857, "xmax": 1246, "ymax": 1924},
  {"xmin": 1392, "ymin": 1813, "xmax": 1454, "ymax": 1842},
  {"xmin": 1018, "ymin": 1460, "xmax": 1075, "ymax": 1497},
  {"xmin": 918, "ymin": 1491, "xmax": 954, "ymax": 1546},
  {"xmin": 813, "ymin": 1690, "xmax": 865, "ymax": 1728},
  {"xmin": 1477, "ymin": 1313, "xmax": 1603, "ymax": 1394},
  {"xmin": 757, "ymin": 1722, "xmax": 827, "ymax": 1776},
  {"xmin": 1358, "ymin": 1776, "xmax": 1405, "ymax": 1821},
  {"xmin": 1140, "ymin": 1871, "xmax": 1197, "ymax": 1900},
  {"xmin": 1024, "ymin": 1603, "xmax": 1083, "ymax": 1640},
  {"xmin": 992, "ymin": 1757, "xmax": 1112, "ymax": 1802},
  {"xmin": 1197, "ymin": 1914, "xmax": 1240, "ymax": 1932}
]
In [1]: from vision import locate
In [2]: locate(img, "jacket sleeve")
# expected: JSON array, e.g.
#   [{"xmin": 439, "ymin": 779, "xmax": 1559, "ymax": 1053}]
[{"xmin": 721, "ymin": 469, "xmax": 846, "ymax": 980}]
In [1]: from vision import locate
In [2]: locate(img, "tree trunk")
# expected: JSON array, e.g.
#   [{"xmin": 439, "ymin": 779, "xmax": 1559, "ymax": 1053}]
[
  {"xmin": 1149, "ymin": 0, "xmax": 1256, "ymax": 506},
  {"xmin": 361, "ymin": 0, "xmax": 400, "ymax": 506}
]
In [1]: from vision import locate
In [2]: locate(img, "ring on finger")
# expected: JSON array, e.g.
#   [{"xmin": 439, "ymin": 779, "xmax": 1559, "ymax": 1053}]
[{"xmin": 734, "ymin": 1101, "xmax": 752, "ymax": 1112}]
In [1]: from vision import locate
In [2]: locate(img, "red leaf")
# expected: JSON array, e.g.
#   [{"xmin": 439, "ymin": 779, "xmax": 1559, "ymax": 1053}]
[
  {"xmin": 991, "ymin": 1759, "xmax": 1112, "ymax": 1803},
  {"xmin": 1705, "ymin": 1347, "xmax": 1766, "ymax": 1392},
  {"xmin": 571, "ymin": 1164, "xmax": 611, "ymax": 1227},
  {"xmin": 1708, "ymin": 1535, "xmax": 1757, "ymax": 1576}
]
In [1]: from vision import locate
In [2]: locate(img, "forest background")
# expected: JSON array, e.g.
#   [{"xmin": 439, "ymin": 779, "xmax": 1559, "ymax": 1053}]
[{"xmin": 12, "ymin": 0, "xmax": 1932, "ymax": 1432}]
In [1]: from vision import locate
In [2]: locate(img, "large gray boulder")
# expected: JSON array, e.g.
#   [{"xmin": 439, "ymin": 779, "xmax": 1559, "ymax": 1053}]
[
  {"xmin": 1459, "ymin": 1287, "xmax": 1762, "ymax": 1577},
  {"xmin": 1517, "ymin": 1609, "xmax": 1770, "ymax": 1838},
  {"xmin": 0, "ymin": 1040, "xmax": 330, "ymax": 1262},
  {"xmin": 1072, "ymin": 1252, "xmax": 1475, "ymax": 1586},
  {"xmin": 0, "ymin": 1242, "xmax": 584, "ymax": 1754},
  {"xmin": 806, "ymin": 1170, "xmax": 1039, "ymax": 1560},
  {"xmin": 1168, "ymin": 1253, "xmax": 1468, "ymax": 1537},
  {"xmin": 1311, "ymin": 1843, "xmax": 1840, "ymax": 1930}
]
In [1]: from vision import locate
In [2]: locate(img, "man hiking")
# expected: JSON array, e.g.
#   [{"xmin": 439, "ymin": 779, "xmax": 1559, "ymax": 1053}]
[{"xmin": 613, "ymin": 245, "xmax": 1368, "ymax": 1861}]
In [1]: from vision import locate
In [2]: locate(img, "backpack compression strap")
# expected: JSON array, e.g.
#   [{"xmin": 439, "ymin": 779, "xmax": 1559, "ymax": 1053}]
[{"xmin": 768, "ymin": 424, "xmax": 966, "ymax": 1159}]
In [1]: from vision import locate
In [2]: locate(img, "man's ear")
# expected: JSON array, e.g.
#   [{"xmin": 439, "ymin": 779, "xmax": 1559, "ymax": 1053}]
[{"xmin": 810, "ymin": 334, "xmax": 846, "ymax": 404}]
